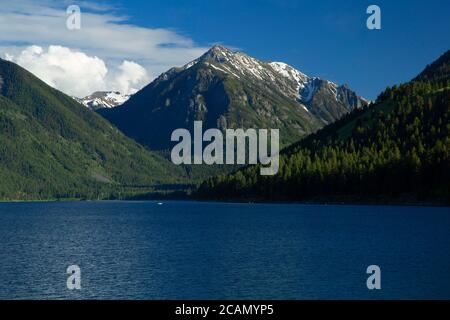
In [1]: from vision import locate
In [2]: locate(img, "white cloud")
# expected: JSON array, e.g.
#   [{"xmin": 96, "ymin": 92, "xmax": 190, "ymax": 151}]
[
  {"xmin": 108, "ymin": 60, "xmax": 150, "ymax": 95},
  {"xmin": 7, "ymin": 45, "xmax": 149, "ymax": 97},
  {"xmin": 0, "ymin": 0, "xmax": 209, "ymax": 96},
  {"xmin": 3, "ymin": 53, "xmax": 14, "ymax": 61}
]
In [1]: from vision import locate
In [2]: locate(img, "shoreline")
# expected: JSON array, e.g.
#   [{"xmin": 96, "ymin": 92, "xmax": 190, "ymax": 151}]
[{"xmin": 0, "ymin": 196, "xmax": 449, "ymax": 207}]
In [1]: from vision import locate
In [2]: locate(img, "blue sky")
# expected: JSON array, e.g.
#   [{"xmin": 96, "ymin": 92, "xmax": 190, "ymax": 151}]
[
  {"xmin": 110, "ymin": 0, "xmax": 450, "ymax": 100},
  {"xmin": 1, "ymin": 0, "xmax": 449, "ymax": 99}
]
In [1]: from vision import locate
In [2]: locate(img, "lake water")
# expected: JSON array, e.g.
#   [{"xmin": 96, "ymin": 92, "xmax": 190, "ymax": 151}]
[{"xmin": 0, "ymin": 201, "xmax": 449, "ymax": 299}]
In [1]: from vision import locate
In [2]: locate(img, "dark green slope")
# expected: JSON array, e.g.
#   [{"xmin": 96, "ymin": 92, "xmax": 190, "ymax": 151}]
[
  {"xmin": 0, "ymin": 59, "xmax": 186, "ymax": 200},
  {"xmin": 196, "ymin": 50, "xmax": 450, "ymax": 204}
]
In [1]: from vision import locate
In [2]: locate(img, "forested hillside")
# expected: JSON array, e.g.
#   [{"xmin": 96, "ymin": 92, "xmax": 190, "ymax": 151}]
[{"xmin": 0, "ymin": 59, "xmax": 186, "ymax": 200}]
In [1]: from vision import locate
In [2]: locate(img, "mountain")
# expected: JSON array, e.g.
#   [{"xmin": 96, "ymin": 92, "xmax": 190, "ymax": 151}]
[
  {"xmin": 75, "ymin": 91, "xmax": 130, "ymax": 110},
  {"xmin": 0, "ymin": 58, "xmax": 186, "ymax": 200},
  {"xmin": 196, "ymin": 50, "xmax": 450, "ymax": 204},
  {"xmin": 100, "ymin": 45, "xmax": 367, "ymax": 150},
  {"xmin": 414, "ymin": 50, "xmax": 450, "ymax": 83}
]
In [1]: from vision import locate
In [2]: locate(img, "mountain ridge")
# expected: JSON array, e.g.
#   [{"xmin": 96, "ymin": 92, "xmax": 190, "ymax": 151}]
[
  {"xmin": 100, "ymin": 45, "xmax": 367, "ymax": 150},
  {"xmin": 75, "ymin": 91, "xmax": 131, "ymax": 110}
]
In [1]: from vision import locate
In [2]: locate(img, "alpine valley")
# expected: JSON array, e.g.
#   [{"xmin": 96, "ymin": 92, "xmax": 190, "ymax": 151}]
[{"xmin": 0, "ymin": 45, "xmax": 448, "ymax": 204}]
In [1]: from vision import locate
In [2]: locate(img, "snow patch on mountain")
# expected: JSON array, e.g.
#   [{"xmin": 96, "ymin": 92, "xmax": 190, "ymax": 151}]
[
  {"xmin": 207, "ymin": 62, "xmax": 241, "ymax": 79},
  {"xmin": 268, "ymin": 62, "xmax": 309, "ymax": 90},
  {"xmin": 182, "ymin": 59, "xmax": 199, "ymax": 70},
  {"xmin": 155, "ymin": 45, "xmax": 367, "ymax": 115},
  {"xmin": 76, "ymin": 91, "xmax": 131, "ymax": 110},
  {"xmin": 300, "ymin": 79, "xmax": 318, "ymax": 103}
]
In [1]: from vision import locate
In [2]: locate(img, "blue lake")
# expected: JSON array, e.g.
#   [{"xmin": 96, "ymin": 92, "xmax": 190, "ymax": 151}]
[{"xmin": 0, "ymin": 201, "xmax": 449, "ymax": 299}]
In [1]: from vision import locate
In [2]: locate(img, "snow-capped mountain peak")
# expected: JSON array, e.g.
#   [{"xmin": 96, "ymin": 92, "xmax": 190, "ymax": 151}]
[
  {"xmin": 201, "ymin": 45, "xmax": 233, "ymax": 61},
  {"xmin": 76, "ymin": 91, "xmax": 131, "ymax": 110},
  {"xmin": 172, "ymin": 45, "xmax": 367, "ymax": 118},
  {"xmin": 100, "ymin": 45, "xmax": 368, "ymax": 150},
  {"xmin": 191, "ymin": 46, "xmax": 310, "ymax": 97}
]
